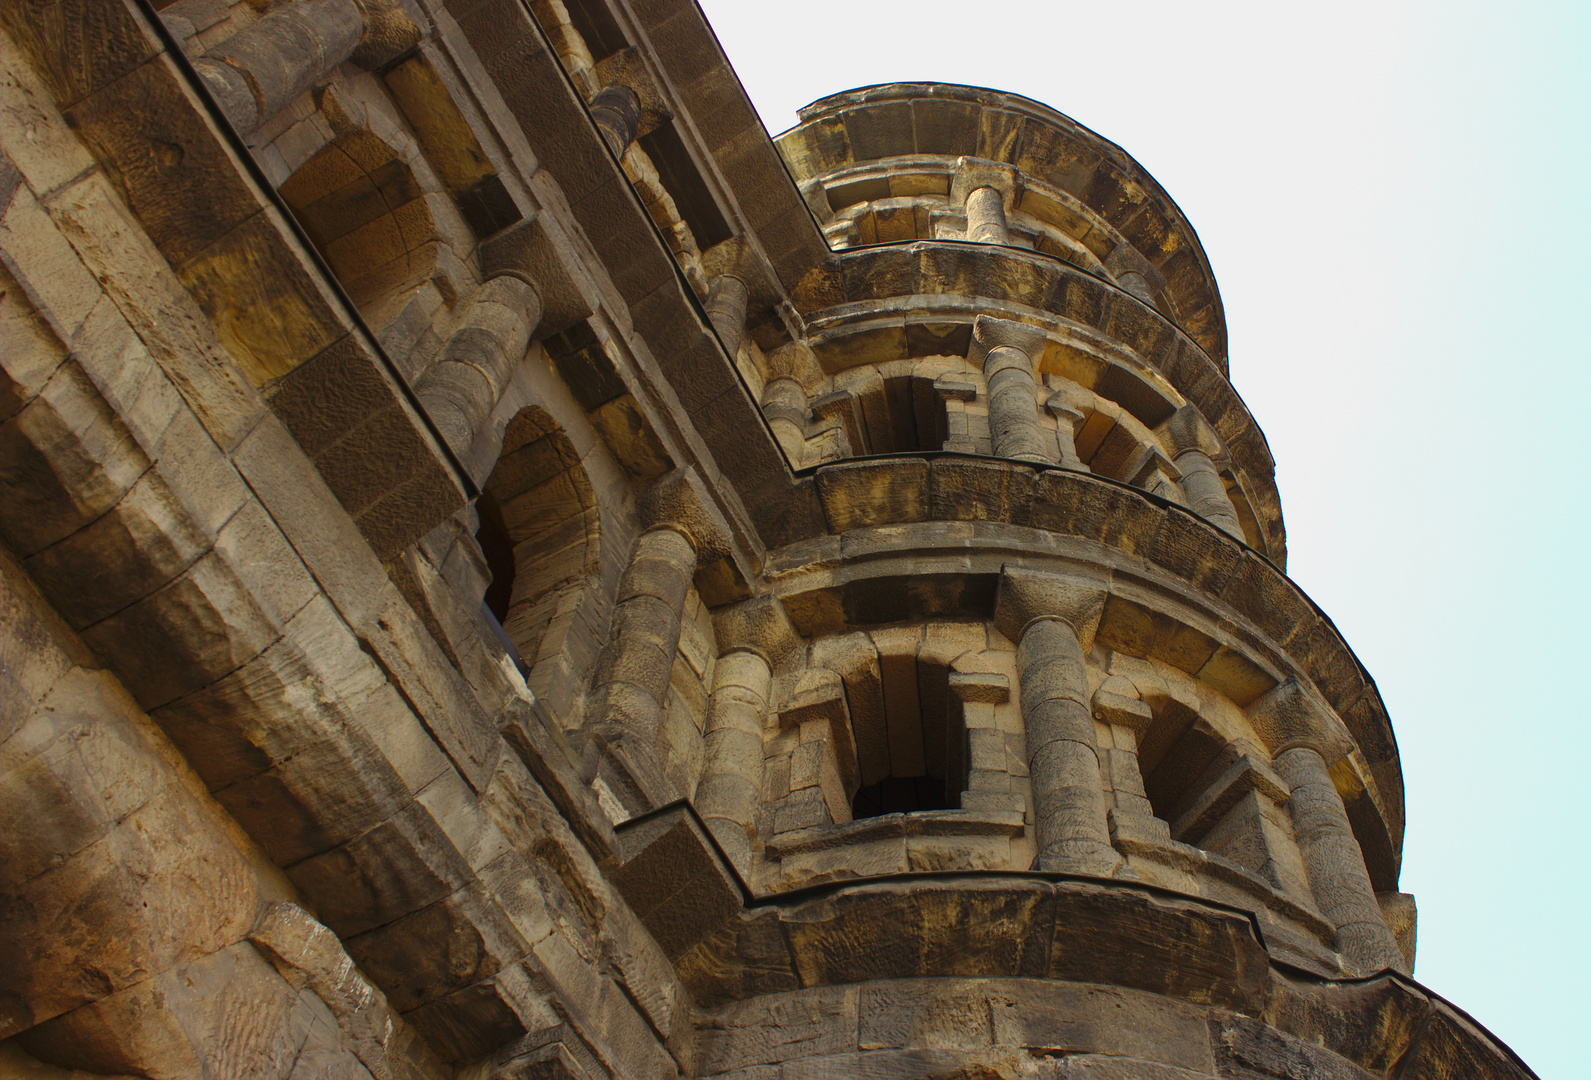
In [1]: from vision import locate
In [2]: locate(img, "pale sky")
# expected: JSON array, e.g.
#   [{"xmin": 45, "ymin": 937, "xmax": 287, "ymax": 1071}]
[{"xmin": 696, "ymin": 0, "xmax": 1590, "ymax": 1073}]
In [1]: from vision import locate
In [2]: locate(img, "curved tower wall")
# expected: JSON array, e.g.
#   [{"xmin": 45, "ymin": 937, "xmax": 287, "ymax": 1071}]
[{"xmin": 727, "ymin": 83, "xmax": 1405, "ymax": 967}]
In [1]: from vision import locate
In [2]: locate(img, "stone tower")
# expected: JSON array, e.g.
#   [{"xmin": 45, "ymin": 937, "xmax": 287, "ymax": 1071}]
[{"xmin": 0, "ymin": 1, "xmax": 1531, "ymax": 1078}]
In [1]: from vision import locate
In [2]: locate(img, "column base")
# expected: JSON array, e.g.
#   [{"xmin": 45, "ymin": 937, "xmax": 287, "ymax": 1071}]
[{"xmin": 1032, "ymin": 844, "xmax": 1124, "ymax": 878}]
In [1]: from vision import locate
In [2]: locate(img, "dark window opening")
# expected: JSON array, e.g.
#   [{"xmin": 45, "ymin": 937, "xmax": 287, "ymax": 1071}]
[
  {"xmin": 852, "ymin": 774, "xmax": 954, "ymax": 818},
  {"xmin": 637, "ymin": 122, "xmax": 733, "ymax": 251},
  {"xmin": 1140, "ymin": 702, "xmax": 1224, "ymax": 828},
  {"xmin": 476, "ymin": 491, "xmax": 516, "ymax": 625},
  {"xmin": 848, "ymin": 655, "xmax": 967, "ymax": 820},
  {"xmin": 849, "ymin": 374, "xmax": 949, "ymax": 455},
  {"xmin": 563, "ymin": 0, "xmax": 629, "ymax": 60}
]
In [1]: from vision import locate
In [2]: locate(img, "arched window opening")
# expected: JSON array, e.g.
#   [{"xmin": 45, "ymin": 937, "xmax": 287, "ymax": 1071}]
[
  {"xmin": 278, "ymin": 130, "xmax": 440, "ymax": 326},
  {"xmin": 848, "ymin": 655, "xmax": 967, "ymax": 820},
  {"xmin": 1137, "ymin": 697, "xmax": 1224, "ymax": 826},
  {"xmin": 843, "ymin": 373, "xmax": 949, "ymax": 455},
  {"xmin": 477, "ymin": 408, "xmax": 603, "ymax": 720}
]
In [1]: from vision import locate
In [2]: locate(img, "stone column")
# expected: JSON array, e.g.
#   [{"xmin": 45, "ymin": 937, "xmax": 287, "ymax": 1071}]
[
  {"xmin": 589, "ymin": 470, "xmax": 734, "ymax": 818},
  {"xmin": 760, "ymin": 377, "xmax": 808, "ymax": 465},
  {"xmin": 965, "ymin": 186, "xmax": 1010, "ymax": 245},
  {"xmin": 1018, "ymin": 619, "xmax": 1119, "ymax": 873},
  {"xmin": 695, "ymin": 598, "xmax": 798, "ymax": 875},
  {"xmin": 952, "ymin": 156, "xmax": 1018, "ymax": 247},
  {"xmin": 705, "ymin": 273, "xmax": 750, "ymax": 359},
  {"xmin": 193, "ymin": 0, "xmax": 376, "ymax": 135},
  {"xmin": 589, "ymin": 524, "xmax": 697, "ymax": 814},
  {"xmin": 413, "ymin": 275, "xmax": 541, "ymax": 463},
  {"xmin": 696, "ymin": 650, "xmax": 771, "ymax": 873},
  {"xmin": 590, "ymin": 85, "xmax": 642, "ymax": 156},
  {"xmin": 1274, "ymin": 744, "xmax": 1405, "ymax": 974},
  {"xmin": 1165, "ymin": 405, "xmax": 1243, "ymax": 540},
  {"xmin": 972, "ymin": 316, "xmax": 1051, "ymax": 464},
  {"xmin": 997, "ymin": 569, "xmax": 1120, "ymax": 876}
]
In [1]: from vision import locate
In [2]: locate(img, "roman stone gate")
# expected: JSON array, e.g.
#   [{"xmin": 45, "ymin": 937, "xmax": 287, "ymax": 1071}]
[{"xmin": 0, "ymin": 1, "xmax": 1532, "ymax": 1078}]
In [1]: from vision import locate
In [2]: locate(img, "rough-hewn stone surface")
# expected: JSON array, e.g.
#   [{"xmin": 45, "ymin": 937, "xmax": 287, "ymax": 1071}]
[{"xmin": 0, "ymin": 0, "xmax": 1530, "ymax": 1077}]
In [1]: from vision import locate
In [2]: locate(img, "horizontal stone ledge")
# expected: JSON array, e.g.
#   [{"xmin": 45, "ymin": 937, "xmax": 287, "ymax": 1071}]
[
  {"xmin": 675, "ymin": 872, "xmax": 1272, "ymax": 1012},
  {"xmin": 766, "ymin": 809, "xmax": 1027, "ymax": 857},
  {"xmin": 1113, "ymin": 834, "xmax": 1339, "ymax": 952},
  {"xmin": 786, "ymin": 459, "xmax": 1385, "ymax": 737}
]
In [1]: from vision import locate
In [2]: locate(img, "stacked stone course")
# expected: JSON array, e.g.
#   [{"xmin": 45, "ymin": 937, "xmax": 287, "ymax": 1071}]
[{"xmin": 0, "ymin": 1, "xmax": 1530, "ymax": 1078}]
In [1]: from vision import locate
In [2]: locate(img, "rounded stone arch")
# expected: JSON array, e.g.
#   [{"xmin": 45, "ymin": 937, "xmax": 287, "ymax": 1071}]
[
  {"xmin": 476, "ymin": 406, "xmax": 605, "ymax": 718},
  {"xmin": 1069, "ymin": 397, "xmax": 1172, "ymax": 484},
  {"xmin": 277, "ymin": 124, "xmax": 441, "ymax": 323}
]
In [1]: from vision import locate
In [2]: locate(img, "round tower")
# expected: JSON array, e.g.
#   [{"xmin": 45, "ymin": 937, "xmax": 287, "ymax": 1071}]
[{"xmin": 666, "ymin": 83, "xmax": 1515, "ymax": 1079}]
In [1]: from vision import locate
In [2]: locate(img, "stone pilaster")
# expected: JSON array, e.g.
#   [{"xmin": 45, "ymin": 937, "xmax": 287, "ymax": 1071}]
[
  {"xmin": 1045, "ymin": 390, "xmax": 1089, "ymax": 471},
  {"xmin": 949, "ymin": 670, "xmax": 1021, "ymax": 818},
  {"xmin": 1090, "ymin": 679, "xmax": 1169, "ymax": 846}
]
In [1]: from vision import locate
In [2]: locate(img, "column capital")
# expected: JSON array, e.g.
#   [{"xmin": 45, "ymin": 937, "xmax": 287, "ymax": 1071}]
[
  {"xmin": 478, "ymin": 214, "xmax": 601, "ymax": 337},
  {"xmin": 994, "ymin": 565, "xmax": 1108, "ymax": 647},
  {"xmin": 712, "ymin": 596, "xmax": 800, "ymax": 669},
  {"xmin": 970, "ymin": 315, "xmax": 1047, "ymax": 367},
  {"xmin": 638, "ymin": 467, "xmax": 734, "ymax": 560},
  {"xmin": 1246, "ymin": 678, "xmax": 1354, "ymax": 764},
  {"xmin": 950, "ymin": 156, "xmax": 1023, "ymax": 210},
  {"xmin": 1164, "ymin": 404, "xmax": 1226, "ymax": 460}
]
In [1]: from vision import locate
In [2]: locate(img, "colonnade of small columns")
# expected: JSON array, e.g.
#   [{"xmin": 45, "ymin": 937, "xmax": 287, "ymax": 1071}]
[
  {"xmin": 993, "ymin": 568, "xmax": 1403, "ymax": 974},
  {"xmin": 744, "ymin": 309, "xmax": 1249, "ymax": 540},
  {"xmin": 682, "ymin": 567, "xmax": 1405, "ymax": 977}
]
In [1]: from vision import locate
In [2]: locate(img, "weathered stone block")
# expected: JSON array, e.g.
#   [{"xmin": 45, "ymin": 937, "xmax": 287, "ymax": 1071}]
[{"xmin": 613, "ymin": 805, "xmax": 743, "ymax": 961}]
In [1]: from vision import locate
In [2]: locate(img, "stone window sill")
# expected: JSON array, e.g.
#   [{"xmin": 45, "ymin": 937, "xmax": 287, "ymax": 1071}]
[{"xmin": 766, "ymin": 809, "xmax": 1025, "ymax": 857}]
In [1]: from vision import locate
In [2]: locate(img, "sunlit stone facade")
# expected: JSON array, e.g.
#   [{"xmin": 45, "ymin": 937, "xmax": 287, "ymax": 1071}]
[{"xmin": 0, "ymin": 1, "xmax": 1531, "ymax": 1077}]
